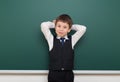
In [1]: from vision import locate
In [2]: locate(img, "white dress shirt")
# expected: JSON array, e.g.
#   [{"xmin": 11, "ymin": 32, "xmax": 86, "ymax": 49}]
[{"xmin": 41, "ymin": 21, "xmax": 86, "ymax": 51}]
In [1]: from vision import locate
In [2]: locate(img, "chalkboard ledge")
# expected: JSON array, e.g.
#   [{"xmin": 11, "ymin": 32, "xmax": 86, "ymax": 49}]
[{"xmin": 0, "ymin": 70, "xmax": 120, "ymax": 75}]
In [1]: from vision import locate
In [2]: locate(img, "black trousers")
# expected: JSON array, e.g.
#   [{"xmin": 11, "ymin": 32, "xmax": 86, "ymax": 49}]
[{"xmin": 48, "ymin": 70, "xmax": 74, "ymax": 82}]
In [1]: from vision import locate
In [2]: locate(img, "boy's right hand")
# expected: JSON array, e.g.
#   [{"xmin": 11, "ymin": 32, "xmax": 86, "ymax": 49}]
[{"xmin": 53, "ymin": 20, "xmax": 56, "ymax": 23}]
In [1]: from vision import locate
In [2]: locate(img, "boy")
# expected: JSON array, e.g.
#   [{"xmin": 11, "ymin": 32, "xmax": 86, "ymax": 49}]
[{"xmin": 41, "ymin": 14, "xmax": 86, "ymax": 82}]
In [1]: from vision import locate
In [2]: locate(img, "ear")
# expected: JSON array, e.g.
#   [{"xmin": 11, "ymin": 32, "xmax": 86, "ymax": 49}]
[{"xmin": 68, "ymin": 28, "xmax": 71, "ymax": 33}]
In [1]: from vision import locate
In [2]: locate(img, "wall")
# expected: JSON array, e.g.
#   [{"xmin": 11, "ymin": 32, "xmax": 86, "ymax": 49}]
[
  {"xmin": 0, "ymin": 70, "xmax": 120, "ymax": 82},
  {"xmin": 1, "ymin": 0, "xmax": 120, "ymax": 70}
]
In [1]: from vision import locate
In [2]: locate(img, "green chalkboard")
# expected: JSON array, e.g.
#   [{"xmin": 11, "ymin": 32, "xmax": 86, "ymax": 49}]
[{"xmin": 0, "ymin": 0, "xmax": 120, "ymax": 70}]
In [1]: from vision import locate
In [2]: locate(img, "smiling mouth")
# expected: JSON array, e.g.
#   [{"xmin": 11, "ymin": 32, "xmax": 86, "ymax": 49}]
[{"xmin": 58, "ymin": 32, "xmax": 64, "ymax": 34}]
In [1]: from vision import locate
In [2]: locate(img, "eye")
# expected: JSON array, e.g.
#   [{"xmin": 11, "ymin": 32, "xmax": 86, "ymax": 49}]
[
  {"xmin": 63, "ymin": 26, "xmax": 67, "ymax": 29},
  {"xmin": 57, "ymin": 25, "xmax": 61, "ymax": 28}
]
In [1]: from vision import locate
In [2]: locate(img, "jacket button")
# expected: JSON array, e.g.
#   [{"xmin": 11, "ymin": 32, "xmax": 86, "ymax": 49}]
[{"xmin": 61, "ymin": 68, "xmax": 64, "ymax": 70}]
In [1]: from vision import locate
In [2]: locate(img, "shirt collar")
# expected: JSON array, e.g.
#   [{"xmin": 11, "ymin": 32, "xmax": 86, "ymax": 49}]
[{"xmin": 56, "ymin": 35, "xmax": 69, "ymax": 40}]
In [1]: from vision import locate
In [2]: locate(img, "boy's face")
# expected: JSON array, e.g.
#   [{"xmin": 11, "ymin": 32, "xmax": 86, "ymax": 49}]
[{"xmin": 55, "ymin": 21, "xmax": 71, "ymax": 37}]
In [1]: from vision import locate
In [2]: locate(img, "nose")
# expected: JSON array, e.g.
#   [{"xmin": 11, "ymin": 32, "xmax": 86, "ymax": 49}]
[{"xmin": 59, "ymin": 27, "xmax": 63, "ymax": 31}]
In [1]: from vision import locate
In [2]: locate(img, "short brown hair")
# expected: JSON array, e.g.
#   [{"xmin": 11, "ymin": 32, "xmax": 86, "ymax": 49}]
[{"xmin": 55, "ymin": 14, "xmax": 73, "ymax": 28}]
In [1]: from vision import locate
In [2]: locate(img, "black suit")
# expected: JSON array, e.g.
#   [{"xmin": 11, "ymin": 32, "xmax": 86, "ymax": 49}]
[{"xmin": 48, "ymin": 36, "xmax": 74, "ymax": 82}]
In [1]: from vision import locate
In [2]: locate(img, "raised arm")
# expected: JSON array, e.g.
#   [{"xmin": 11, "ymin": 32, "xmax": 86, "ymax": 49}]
[
  {"xmin": 40, "ymin": 21, "xmax": 55, "ymax": 51},
  {"xmin": 71, "ymin": 24, "xmax": 86, "ymax": 48}
]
